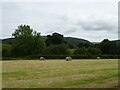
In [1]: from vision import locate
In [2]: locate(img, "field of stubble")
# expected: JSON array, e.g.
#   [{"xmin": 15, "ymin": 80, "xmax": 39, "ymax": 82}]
[{"xmin": 2, "ymin": 59, "xmax": 118, "ymax": 88}]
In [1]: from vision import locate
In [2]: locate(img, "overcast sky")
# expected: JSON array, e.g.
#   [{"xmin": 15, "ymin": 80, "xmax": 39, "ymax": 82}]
[{"xmin": 1, "ymin": 0, "xmax": 118, "ymax": 42}]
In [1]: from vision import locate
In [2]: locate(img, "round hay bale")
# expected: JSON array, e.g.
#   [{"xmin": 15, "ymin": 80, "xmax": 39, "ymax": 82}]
[
  {"xmin": 40, "ymin": 57, "xmax": 45, "ymax": 60},
  {"xmin": 97, "ymin": 56, "xmax": 101, "ymax": 59},
  {"xmin": 66, "ymin": 56, "xmax": 72, "ymax": 61}
]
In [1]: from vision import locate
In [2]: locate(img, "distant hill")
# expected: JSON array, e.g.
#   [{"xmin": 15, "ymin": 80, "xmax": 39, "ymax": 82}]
[
  {"xmin": 92, "ymin": 40, "xmax": 120, "ymax": 45},
  {"xmin": 0, "ymin": 39, "xmax": 2, "ymax": 44},
  {"xmin": 92, "ymin": 42, "xmax": 100, "ymax": 44},
  {"xmin": 64, "ymin": 37, "xmax": 93, "ymax": 47},
  {"xmin": 112, "ymin": 40, "xmax": 120, "ymax": 45},
  {"xmin": 1, "ymin": 38, "xmax": 15, "ymax": 44},
  {"xmin": 1, "ymin": 37, "xmax": 119, "ymax": 47},
  {"xmin": 1, "ymin": 36, "xmax": 93, "ymax": 47},
  {"xmin": 42, "ymin": 36, "xmax": 93, "ymax": 47}
]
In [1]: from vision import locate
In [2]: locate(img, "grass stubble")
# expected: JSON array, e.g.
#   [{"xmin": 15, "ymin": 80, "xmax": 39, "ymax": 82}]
[{"xmin": 2, "ymin": 59, "xmax": 118, "ymax": 88}]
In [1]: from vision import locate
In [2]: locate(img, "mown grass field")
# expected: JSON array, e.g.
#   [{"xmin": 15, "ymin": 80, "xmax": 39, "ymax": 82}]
[{"xmin": 2, "ymin": 59, "xmax": 118, "ymax": 88}]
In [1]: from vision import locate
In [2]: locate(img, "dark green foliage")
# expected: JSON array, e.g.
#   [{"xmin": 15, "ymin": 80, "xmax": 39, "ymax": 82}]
[
  {"xmin": 44, "ymin": 32, "xmax": 70, "ymax": 56},
  {"xmin": 72, "ymin": 55, "xmax": 98, "ymax": 59},
  {"xmin": 45, "ymin": 32, "xmax": 65, "ymax": 46},
  {"xmin": 99, "ymin": 39, "xmax": 117, "ymax": 55},
  {"xmin": 2, "ymin": 44, "xmax": 12, "ymax": 57},
  {"xmin": 2, "ymin": 36, "xmax": 94, "ymax": 48},
  {"xmin": 2, "ymin": 38, "xmax": 15, "ymax": 44},
  {"xmin": 73, "ymin": 47, "xmax": 88, "ymax": 55},
  {"xmin": 73, "ymin": 47, "xmax": 101, "ymax": 56},
  {"xmin": 78, "ymin": 43, "xmax": 93, "ymax": 48},
  {"xmin": 68, "ymin": 44, "xmax": 74, "ymax": 49},
  {"xmin": 44, "ymin": 44, "xmax": 70, "ymax": 56},
  {"xmin": 64, "ymin": 37, "xmax": 93, "ymax": 48},
  {"xmin": 94, "ymin": 43, "xmax": 100, "ymax": 48},
  {"xmin": 0, "ymin": 39, "xmax": 1, "ymax": 44},
  {"xmin": 12, "ymin": 24, "xmax": 45, "ymax": 56},
  {"xmin": 100, "ymin": 55, "xmax": 120, "ymax": 59},
  {"xmin": 52, "ymin": 33, "xmax": 64, "ymax": 44},
  {"xmin": 25, "ymin": 54, "xmax": 67, "ymax": 59},
  {"xmin": 87, "ymin": 47, "xmax": 101, "ymax": 55},
  {"xmin": 115, "ymin": 40, "xmax": 120, "ymax": 55},
  {"xmin": 32, "ymin": 31, "xmax": 46, "ymax": 54},
  {"xmin": 0, "ymin": 44, "xmax": 2, "ymax": 59}
]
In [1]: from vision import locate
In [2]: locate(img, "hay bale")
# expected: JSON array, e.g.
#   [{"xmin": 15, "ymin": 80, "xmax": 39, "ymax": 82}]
[
  {"xmin": 97, "ymin": 56, "xmax": 101, "ymax": 59},
  {"xmin": 66, "ymin": 56, "xmax": 72, "ymax": 61},
  {"xmin": 40, "ymin": 57, "xmax": 45, "ymax": 60}
]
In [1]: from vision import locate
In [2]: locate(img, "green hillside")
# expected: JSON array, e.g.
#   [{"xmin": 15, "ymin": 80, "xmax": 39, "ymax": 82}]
[
  {"xmin": 64, "ymin": 37, "xmax": 93, "ymax": 47},
  {"xmin": 1, "ymin": 37, "xmax": 119, "ymax": 48},
  {"xmin": 1, "ymin": 38, "xmax": 15, "ymax": 44},
  {"xmin": 1, "ymin": 37, "xmax": 93, "ymax": 47}
]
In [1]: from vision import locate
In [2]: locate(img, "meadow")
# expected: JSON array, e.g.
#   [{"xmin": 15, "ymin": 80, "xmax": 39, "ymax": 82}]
[{"xmin": 2, "ymin": 59, "xmax": 118, "ymax": 88}]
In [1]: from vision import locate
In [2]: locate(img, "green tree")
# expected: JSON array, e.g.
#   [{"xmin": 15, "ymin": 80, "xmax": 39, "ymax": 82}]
[
  {"xmin": 78, "ymin": 43, "xmax": 93, "ymax": 48},
  {"xmin": 45, "ymin": 32, "xmax": 65, "ymax": 46},
  {"xmin": 117, "ymin": 40, "xmax": 120, "ymax": 55},
  {"xmin": 99, "ymin": 39, "xmax": 117, "ymax": 55},
  {"xmin": 12, "ymin": 24, "xmax": 45, "ymax": 56},
  {"xmin": 94, "ymin": 43, "xmax": 100, "ymax": 48},
  {"xmin": 73, "ymin": 47, "xmax": 101, "ymax": 56},
  {"xmin": 44, "ymin": 44, "xmax": 70, "ymax": 55},
  {"xmin": 87, "ymin": 47, "xmax": 101, "ymax": 55},
  {"xmin": 73, "ymin": 47, "xmax": 88, "ymax": 55},
  {"xmin": 2, "ymin": 44, "xmax": 12, "ymax": 57}
]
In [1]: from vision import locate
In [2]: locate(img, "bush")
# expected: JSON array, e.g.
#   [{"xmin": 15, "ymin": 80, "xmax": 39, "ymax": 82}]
[
  {"xmin": 100, "ymin": 55, "xmax": 120, "ymax": 59},
  {"xmin": 72, "ymin": 55, "xmax": 98, "ymax": 59},
  {"xmin": 2, "ymin": 44, "xmax": 13, "ymax": 57},
  {"xmin": 44, "ymin": 44, "xmax": 70, "ymax": 56},
  {"xmin": 73, "ymin": 47, "xmax": 88, "ymax": 55},
  {"xmin": 25, "ymin": 54, "xmax": 67, "ymax": 59},
  {"xmin": 87, "ymin": 47, "xmax": 101, "ymax": 55},
  {"xmin": 73, "ymin": 47, "xmax": 101, "ymax": 56}
]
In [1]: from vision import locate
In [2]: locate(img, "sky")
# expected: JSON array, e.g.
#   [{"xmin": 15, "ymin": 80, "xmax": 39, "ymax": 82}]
[{"xmin": 0, "ymin": 0, "xmax": 119, "ymax": 42}]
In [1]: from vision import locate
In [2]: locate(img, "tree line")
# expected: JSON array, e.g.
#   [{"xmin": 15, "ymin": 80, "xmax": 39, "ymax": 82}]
[{"xmin": 2, "ymin": 25, "xmax": 120, "ymax": 59}]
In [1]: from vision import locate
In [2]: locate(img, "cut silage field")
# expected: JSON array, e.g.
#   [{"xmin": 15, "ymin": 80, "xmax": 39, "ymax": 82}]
[{"xmin": 2, "ymin": 59, "xmax": 118, "ymax": 88}]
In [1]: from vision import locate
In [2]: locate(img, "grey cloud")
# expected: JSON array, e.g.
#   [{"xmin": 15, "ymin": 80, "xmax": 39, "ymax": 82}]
[
  {"xmin": 81, "ymin": 22, "xmax": 115, "ymax": 31},
  {"xmin": 76, "ymin": 15, "xmax": 117, "ymax": 31},
  {"xmin": 1, "ymin": 2, "xmax": 118, "ymax": 42},
  {"xmin": 63, "ymin": 28, "xmax": 77, "ymax": 34},
  {"xmin": 45, "ymin": 30, "xmax": 55, "ymax": 34}
]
